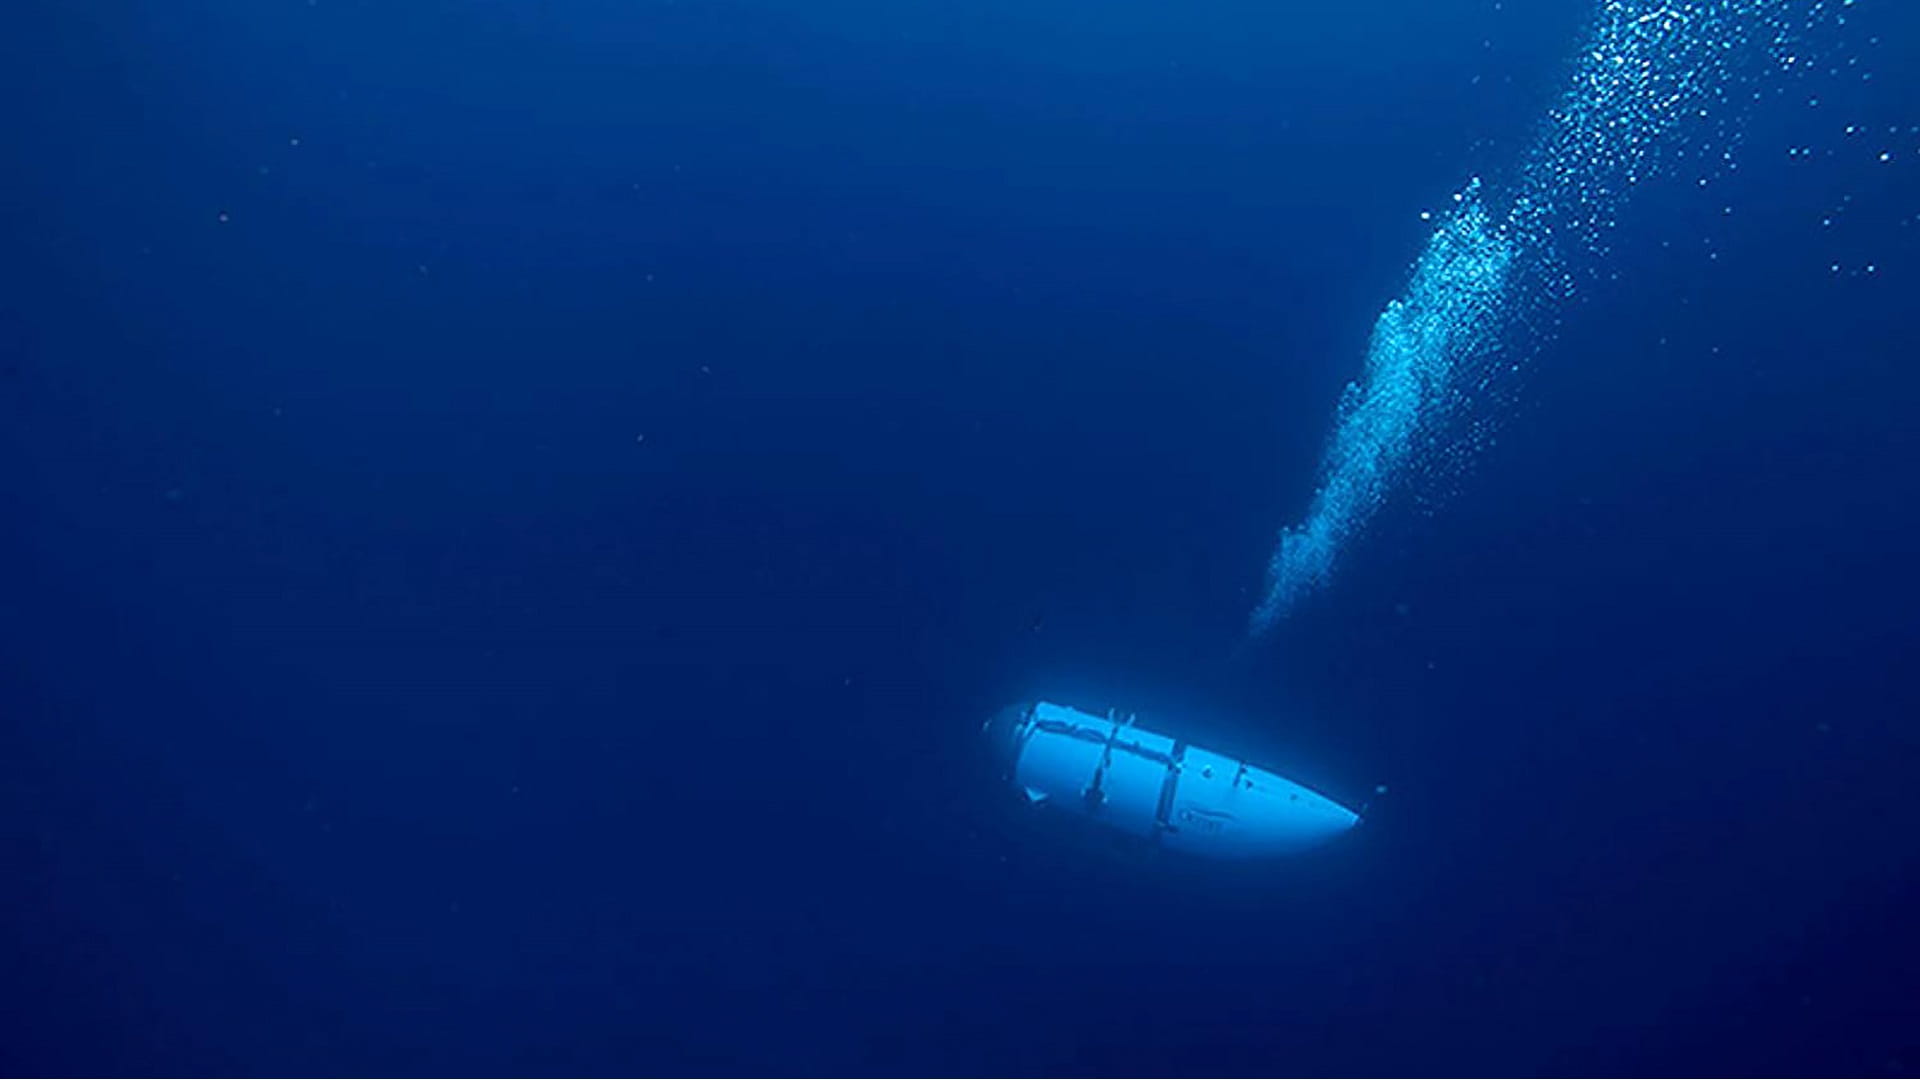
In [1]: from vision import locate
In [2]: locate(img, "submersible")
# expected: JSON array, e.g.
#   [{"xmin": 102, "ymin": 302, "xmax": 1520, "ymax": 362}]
[{"xmin": 985, "ymin": 701, "xmax": 1360, "ymax": 857}]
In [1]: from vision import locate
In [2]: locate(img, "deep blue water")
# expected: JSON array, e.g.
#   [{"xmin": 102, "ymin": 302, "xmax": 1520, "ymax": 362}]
[{"xmin": 5, "ymin": 0, "xmax": 1918, "ymax": 1074}]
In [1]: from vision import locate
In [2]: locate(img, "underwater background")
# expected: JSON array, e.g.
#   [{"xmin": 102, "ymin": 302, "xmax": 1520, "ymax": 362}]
[{"xmin": 4, "ymin": 0, "xmax": 1918, "ymax": 1074}]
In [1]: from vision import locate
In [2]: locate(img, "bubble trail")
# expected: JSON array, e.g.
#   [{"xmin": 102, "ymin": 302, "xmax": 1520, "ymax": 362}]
[{"xmin": 1248, "ymin": 0, "xmax": 1834, "ymax": 637}]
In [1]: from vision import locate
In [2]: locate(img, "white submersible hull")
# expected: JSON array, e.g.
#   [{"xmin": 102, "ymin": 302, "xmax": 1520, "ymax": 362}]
[{"xmin": 986, "ymin": 701, "xmax": 1360, "ymax": 857}]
